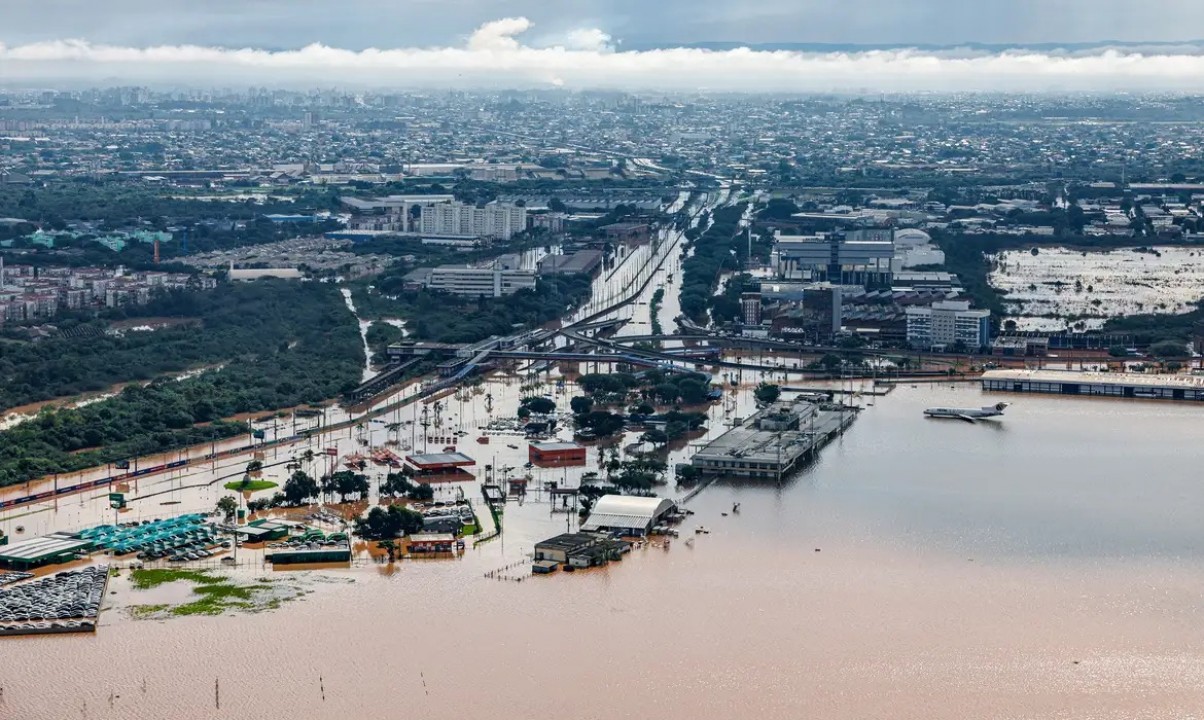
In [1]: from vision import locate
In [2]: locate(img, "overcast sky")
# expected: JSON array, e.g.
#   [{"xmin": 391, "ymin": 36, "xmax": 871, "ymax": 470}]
[
  {"xmin": 2, "ymin": 0, "xmax": 1202, "ymax": 48},
  {"xmin": 3, "ymin": 1, "xmax": 1204, "ymax": 91}
]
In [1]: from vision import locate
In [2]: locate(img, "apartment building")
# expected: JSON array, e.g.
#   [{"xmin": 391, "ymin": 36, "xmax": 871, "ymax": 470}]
[
  {"xmin": 905, "ymin": 300, "xmax": 991, "ymax": 351},
  {"xmin": 418, "ymin": 201, "xmax": 527, "ymax": 240}
]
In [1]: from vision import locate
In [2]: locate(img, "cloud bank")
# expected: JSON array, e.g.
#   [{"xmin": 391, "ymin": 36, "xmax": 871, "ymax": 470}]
[{"xmin": 2, "ymin": 17, "xmax": 1204, "ymax": 92}]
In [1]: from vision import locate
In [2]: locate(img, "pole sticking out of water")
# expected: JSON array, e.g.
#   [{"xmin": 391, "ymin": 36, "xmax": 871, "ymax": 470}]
[
  {"xmin": 214, "ymin": 678, "xmax": 220, "ymax": 710},
  {"xmin": 320, "ymin": 675, "xmax": 326, "ymax": 702}
]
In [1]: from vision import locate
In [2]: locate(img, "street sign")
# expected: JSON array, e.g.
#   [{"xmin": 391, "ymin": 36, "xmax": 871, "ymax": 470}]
[
  {"xmin": 252, "ymin": 430, "xmax": 266, "ymax": 440},
  {"xmin": 108, "ymin": 492, "xmax": 126, "ymax": 509},
  {"xmin": 325, "ymin": 447, "xmax": 338, "ymax": 456},
  {"xmin": 114, "ymin": 460, "xmax": 130, "ymax": 470}
]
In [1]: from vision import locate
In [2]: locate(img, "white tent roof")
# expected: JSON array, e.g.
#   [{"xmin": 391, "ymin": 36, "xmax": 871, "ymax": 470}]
[{"xmin": 582, "ymin": 495, "xmax": 675, "ymax": 531}]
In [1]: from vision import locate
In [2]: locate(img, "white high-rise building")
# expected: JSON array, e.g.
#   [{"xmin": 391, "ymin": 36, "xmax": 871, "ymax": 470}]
[
  {"xmin": 906, "ymin": 300, "xmax": 991, "ymax": 351},
  {"xmin": 419, "ymin": 201, "xmax": 527, "ymax": 240}
]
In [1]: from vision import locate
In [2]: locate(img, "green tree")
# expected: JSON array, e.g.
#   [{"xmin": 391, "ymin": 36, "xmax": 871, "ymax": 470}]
[
  {"xmin": 1150, "ymin": 340, "xmax": 1187, "ymax": 358},
  {"xmin": 520, "ymin": 396, "xmax": 557, "ymax": 414},
  {"xmin": 215, "ymin": 495, "xmax": 239, "ymax": 522},
  {"xmin": 283, "ymin": 470, "xmax": 319, "ymax": 506},
  {"xmin": 754, "ymin": 383, "xmax": 781, "ymax": 404},
  {"xmin": 569, "ymin": 396, "xmax": 594, "ymax": 415}
]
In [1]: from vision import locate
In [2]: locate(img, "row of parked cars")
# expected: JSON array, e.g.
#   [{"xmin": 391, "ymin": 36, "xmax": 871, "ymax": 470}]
[
  {"xmin": 135, "ymin": 535, "xmax": 231, "ymax": 563},
  {"xmin": 0, "ymin": 566, "xmax": 106, "ymax": 629}
]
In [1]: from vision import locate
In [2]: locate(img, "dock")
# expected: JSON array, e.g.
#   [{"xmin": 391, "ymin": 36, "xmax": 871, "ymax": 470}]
[
  {"xmin": 689, "ymin": 399, "xmax": 857, "ymax": 480},
  {"xmin": 982, "ymin": 369, "xmax": 1204, "ymax": 402}
]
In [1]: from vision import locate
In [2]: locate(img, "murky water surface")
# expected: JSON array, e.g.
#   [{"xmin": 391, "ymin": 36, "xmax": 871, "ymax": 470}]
[{"xmin": 5, "ymin": 379, "xmax": 1204, "ymax": 719}]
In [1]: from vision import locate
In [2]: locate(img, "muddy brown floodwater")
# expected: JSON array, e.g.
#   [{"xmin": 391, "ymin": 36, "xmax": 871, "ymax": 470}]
[{"xmin": 5, "ymin": 377, "xmax": 1204, "ymax": 718}]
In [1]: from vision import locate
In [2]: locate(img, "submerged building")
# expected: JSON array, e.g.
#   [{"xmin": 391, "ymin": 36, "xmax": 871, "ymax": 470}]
[
  {"xmin": 690, "ymin": 398, "xmax": 856, "ymax": 480},
  {"xmin": 982, "ymin": 369, "xmax": 1204, "ymax": 402},
  {"xmin": 580, "ymin": 495, "xmax": 676, "ymax": 536}
]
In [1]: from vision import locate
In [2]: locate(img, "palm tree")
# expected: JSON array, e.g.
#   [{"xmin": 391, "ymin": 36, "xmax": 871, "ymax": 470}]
[{"xmin": 302, "ymin": 449, "xmax": 316, "ymax": 480}]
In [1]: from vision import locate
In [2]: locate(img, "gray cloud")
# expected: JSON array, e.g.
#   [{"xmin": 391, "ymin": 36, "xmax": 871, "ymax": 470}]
[
  {"xmin": 2, "ymin": 0, "xmax": 1204, "ymax": 49},
  {"xmin": 3, "ymin": 17, "xmax": 1204, "ymax": 92}
]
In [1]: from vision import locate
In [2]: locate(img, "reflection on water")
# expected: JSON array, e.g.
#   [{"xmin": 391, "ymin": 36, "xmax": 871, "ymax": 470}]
[{"xmin": 6, "ymin": 385, "xmax": 1204, "ymax": 718}]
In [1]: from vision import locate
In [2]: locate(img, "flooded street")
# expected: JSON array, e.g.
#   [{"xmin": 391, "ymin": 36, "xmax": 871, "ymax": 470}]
[{"xmin": 5, "ymin": 380, "xmax": 1204, "ymax": 718}]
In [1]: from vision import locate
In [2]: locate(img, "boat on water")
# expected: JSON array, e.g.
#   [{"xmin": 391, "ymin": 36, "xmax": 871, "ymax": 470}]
[{"xmin": 923, "ymin": 402, "xmax": 1010, "ymax": 423}]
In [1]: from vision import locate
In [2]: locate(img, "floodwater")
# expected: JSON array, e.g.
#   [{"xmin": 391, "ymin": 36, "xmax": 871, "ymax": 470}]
[
  {"xmin": 6, "ymin": 186, "xmax": 1204, "ymax": 716},
  {"xmin": 989, "ymin": 245, "xmax": 1204, "ymax": 331},
  {"xmin": 6, "ymin": 382, "xmax": 1204, "ymax": 719}
]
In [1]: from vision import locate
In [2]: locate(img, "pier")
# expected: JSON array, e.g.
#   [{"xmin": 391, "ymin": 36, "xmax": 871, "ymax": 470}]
[{"xmin": 689, "ymin": 399, "xmax": 857, "ymax": 481}]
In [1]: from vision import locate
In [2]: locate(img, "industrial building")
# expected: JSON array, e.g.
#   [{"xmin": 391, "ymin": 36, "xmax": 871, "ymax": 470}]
[
  {"xmin": 528, "ymin": 441, "xmax": 587, "ymax": 466},
  {"xmin": 0, "ymin": 533, "xmax": 91, "ymax": 570},
  {"xmin": 690, "ymin": 399, "xmax": 856, "ymax": 480},
  {"xmin": 533, "ymin": 532, "xmax": 631, "ymax": 569},
  {"xmin": 769, "ymin": 285, "xmax": 841, "ymax": 342},
  {"xmin": 266, "ymin": 542, "xmax": 352, "ymax": 565},
  {"xmin": 600, "ymin": 222, "xmax": 652, "ymax": 244},
  {"xmin": 772, "ymin": 231, "xmax": 894, "ymax": 287},
  {"xmin": 982, "ymin": 369, "xmax": 1204, "ymax": 402},
  {"xmin": 406, "ymin": 253, "xmax": 538, "ymax": 298},
  {"xmin": 580, "ymin": 495, "xmax": 676, "ymax": 536},
  {"xmin": 537, "ymin": 250, "xmax": 603, "ymax": 277},
  {"xmin": 905, "ymin": 300, "xmax": 991, "ymax": 351}
]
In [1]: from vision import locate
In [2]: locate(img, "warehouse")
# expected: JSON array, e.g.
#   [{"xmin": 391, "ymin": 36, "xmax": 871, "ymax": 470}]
[
  {"xmin": 580, "ymin": 495, "xmax": 676, "ymax": 537},
  {"xmin": 0, "ymin": 533, "xmax": 92, "ymax": 570},
  {"xmin": 265, "ymin": 543, "xmax": 351, "ymax": 565},
  {"xmin": 982, "ymin": 369, "xmax": 1204, "ymax": 402},
  {"xmin": 528, "ymin": 441, "xmax": 587, "ymax": 467}
]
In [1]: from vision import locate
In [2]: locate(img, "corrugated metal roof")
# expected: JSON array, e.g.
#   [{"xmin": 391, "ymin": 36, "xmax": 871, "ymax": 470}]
[{"xmin": 581, "ymin": 495, "xmax": 674, "ymax": 530}]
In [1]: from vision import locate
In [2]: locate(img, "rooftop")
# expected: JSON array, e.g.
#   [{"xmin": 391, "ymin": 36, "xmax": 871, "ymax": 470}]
[
  {"xmin": 406, "ymin": 452, "xmax": 475, "ymax": 468},
  {"xmin": 530, "ymin": 442, "xmax": 585, "ymax": 452},
  {"xmin": 0, "ymin": 533, "xmax": 90, "ymax": 562},
  {"xmin": 982, "ymin": 369, "xmax": 1204, "ymax": 389},
  {"xmin": 581, "ymin": 495, "xmax": 675, "ymax": 532}
]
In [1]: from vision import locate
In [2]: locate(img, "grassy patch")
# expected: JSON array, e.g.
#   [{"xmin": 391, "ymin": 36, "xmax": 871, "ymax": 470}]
[
  {"xmin": 223, "ymin": 480, "xmax": 279, "ymax": 492},
  {"xmin": 130, "ymin": 568, "xmax": 221, "ymax": 590},
  {"xmin": 129, "ymin": 604, "xmax": 168, "ymax": 619},
  {"xmin": 129, "ymin": 567, "xmax": 301, "ymax": 617},
  {"xmin": 172, "ymin": 583, "xmax": 256, "ymax": 616},
  {"xmin": 460, "ymin": 522, "xmax": 478, "ymax": 536}
]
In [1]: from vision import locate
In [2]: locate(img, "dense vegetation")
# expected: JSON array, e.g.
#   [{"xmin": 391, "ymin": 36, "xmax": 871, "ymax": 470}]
[
  {"xmin": 0, "ymin": 183, "xmax": 343, "ymax": 266},
  {"xmin": 0, "ymin": 183, "xmax": 337, "ymax": 229},
  {"xmin": 1103, "ymin": 300, "xmax": 1204, "ymax": 344},
  {"xmin": 0, "ymin": 280, "xmax": 359, "ymax": 412},
  {"xmin": 354, "ymin": 274, "xmax": 593, "ymax": 344},
  {"xmin": 0, "ymin": 280, "xmax": 363, "ymax": 487},
  {"xmin": 679, "ymin": 203, "xmax": 750, "ymax": 325},
  {"xmin": 649, "ymin": 288, "xmax": 665, "ymax": 337}
]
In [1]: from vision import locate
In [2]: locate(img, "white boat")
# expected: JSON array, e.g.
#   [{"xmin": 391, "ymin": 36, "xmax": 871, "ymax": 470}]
[{"xmin": 923, "ymin": 402, "xmax": 1010, "ymax": 423}]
